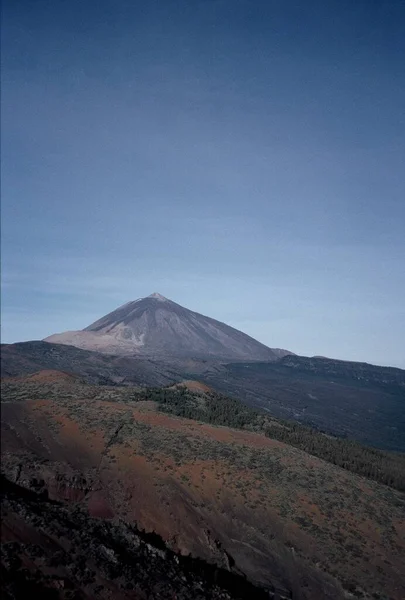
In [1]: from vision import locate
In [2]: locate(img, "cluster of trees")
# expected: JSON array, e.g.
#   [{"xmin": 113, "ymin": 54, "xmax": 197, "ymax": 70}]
[
  {"xmin": 137, "ymin": 386, "xmax": 262, "ymax": 429},
  {"xmin": 263, "ymin": 422, "xmax": 405, "ymax": 492},
  {"xmin": 136, "ymin": 385, "xmax": 405, "ymax": 492}
]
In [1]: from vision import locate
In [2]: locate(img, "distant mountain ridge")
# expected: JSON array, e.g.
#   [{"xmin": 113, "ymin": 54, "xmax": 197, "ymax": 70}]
[
  {"xmin": 1, "ymin": 340, "xmax": 404, "ymax": 451},
  {"xmin": 45, "ymin": 293, "xmax": 292, "ymax": 361}
]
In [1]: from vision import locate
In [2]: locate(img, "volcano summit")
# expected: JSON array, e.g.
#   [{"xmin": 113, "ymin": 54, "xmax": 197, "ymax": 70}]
[{"xmin": 45, "ymin": 293, "xmax": 291, "ymax": 361}]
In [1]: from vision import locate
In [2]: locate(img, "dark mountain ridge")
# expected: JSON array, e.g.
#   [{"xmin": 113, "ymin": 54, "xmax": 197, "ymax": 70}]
[
  {"xmin": 0, "ymin": 340, "xmax": 180, "ymax": 387},
  {"xmin": 2, "ymin": 340, "xmax": 404, "ymax": 452},
  {"xmin": 279, "ymin": 354, "xmax": 405, "ymax": 387},
  {"xmin": 203, "ymin": 358, "xmax": 405, "ymax": 452}
]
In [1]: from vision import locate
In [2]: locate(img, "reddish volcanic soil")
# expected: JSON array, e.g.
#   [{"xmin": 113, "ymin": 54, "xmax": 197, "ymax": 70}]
[
  {"xmin": 170, "ymin": 380, "xmax": 214, "ymax": 393},
  {"xmin": 3, "ymin": 369, "xmax": 81, "ymax": 384},
  {"xmin": 1, "ymin": 387, "xmax": 405, "ymax": 600}
]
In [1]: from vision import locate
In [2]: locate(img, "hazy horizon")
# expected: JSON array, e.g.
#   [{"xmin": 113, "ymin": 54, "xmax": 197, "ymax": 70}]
[
  {"xmin": 2, "ymin": 0, "xmax": 405, "ymax": 368},
  {"xmin": 2, "ymin": 289, "xmax": 404, "ymax": 370}
]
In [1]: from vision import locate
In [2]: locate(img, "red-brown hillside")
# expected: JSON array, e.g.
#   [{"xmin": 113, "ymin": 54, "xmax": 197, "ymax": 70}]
[
  {"xmin": 3, "ymin": 369, "xmax": 80, "ymax": 384},
  {"xmin": 1, "ymin": 379, "xmax": 404, "ymax": 599},
  {"xmin": 170, "ymin": 380, "xmax": 214, "ymax": 394}
]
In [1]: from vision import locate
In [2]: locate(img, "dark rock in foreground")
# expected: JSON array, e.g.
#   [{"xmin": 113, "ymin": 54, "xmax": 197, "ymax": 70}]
[{"xmin": 1, "ymin": 475, "xmax": 291, "ymax": 600}]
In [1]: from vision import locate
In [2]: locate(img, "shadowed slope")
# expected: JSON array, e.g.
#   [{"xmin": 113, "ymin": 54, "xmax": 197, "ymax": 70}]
[{"xmin": 2, "ymin": 475, "xmax": 286, "ymax": 600}]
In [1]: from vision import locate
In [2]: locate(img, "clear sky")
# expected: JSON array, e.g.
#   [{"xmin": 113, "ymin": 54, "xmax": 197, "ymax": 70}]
[{"xmin": 2, "ymin": 0, "xmax": 405, "ymax": 368}]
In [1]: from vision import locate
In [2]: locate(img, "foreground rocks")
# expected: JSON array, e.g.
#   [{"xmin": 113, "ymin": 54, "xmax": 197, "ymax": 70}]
[{"xmin": 1, "ymin": 475, "xmax": 292, "ymax": 600}]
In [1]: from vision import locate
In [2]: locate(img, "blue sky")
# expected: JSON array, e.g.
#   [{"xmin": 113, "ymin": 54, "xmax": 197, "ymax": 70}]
[{"xmin": 2, "ymin": 0, "xmax": 405, "ymax": 367}]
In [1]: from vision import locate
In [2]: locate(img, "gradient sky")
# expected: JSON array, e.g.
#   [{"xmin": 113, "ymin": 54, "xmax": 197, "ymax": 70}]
[{"xmin": 2, "ymin": 0, "xmax": 405, "ymax": 367}]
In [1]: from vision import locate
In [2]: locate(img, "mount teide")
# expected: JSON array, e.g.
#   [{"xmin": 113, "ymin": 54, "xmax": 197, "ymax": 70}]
[{"xmin": 45, "ymin": 293, "xmax": 291, "ymax": 361}]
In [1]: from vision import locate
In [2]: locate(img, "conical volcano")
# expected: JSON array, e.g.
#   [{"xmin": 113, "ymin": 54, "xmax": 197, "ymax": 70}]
[{"xmin": 45, "ymin": 293, "xmax": 291, "ymax": 360}]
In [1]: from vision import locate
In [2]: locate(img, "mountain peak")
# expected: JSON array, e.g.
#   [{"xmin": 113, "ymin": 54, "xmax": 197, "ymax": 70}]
[
  {"xmin": 45, "ymin": 294, "xmax": 292, "ymax": 361},
  {"xmin": 147, "ymin": 293, "xmax": 168, "ymax": 301}
]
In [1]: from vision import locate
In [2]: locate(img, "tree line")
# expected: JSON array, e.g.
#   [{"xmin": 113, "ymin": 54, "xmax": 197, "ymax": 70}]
[{"xmin": 136, "ymin": 386, "xmax": 405, "ymax": 492}]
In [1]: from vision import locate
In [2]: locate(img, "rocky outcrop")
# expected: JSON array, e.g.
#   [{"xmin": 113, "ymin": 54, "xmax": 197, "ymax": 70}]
[{"xmin": 1, "ymin": 474, "xmax": 291, "ymax": 600}]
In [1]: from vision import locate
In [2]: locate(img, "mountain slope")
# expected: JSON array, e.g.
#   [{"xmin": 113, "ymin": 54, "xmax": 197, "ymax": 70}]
[
  {"xmin": 202, "ymin": 357, "xmax": 405, "ymax": 452},
  {"xmin": 45, "ymin": 293, "xmax": 291, "ymax": 360},
  {"xmin": 2, "ymin": 376, "xmax": 405, "ymax": 599},
  {"xmin": 2, "ymin": 475, "xmax": 283, "ymax": 600},
  {"xmin": 2, "ymin": 340, "xmax": 404, "ymax": 452},
  {"xmin": 0, "ymin": 341, "xmax": 181, "ymax": 387}
]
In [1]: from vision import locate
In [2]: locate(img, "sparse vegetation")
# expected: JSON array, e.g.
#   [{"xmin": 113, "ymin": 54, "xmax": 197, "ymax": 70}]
[
  {"xmin": 2, "ymin": 475, "xmax": 282, "ymax": 600},
  {"xmin": 2, "ymin": 375, "xmax": 404, "ymax": 600},
  {"xmin": 263, "ymin": 420, "xmax": 405, "ymax": 492},
  {"xmin": 3, "ymin": 377, "xmax": 404, "ymax": 492},
  {"xmin": 137, "ymin": 385, "xmax": 405, "ymax": 492},
  {"xmin": 2, "ymin": 376, "xmax": 404, "ymax": 491}
]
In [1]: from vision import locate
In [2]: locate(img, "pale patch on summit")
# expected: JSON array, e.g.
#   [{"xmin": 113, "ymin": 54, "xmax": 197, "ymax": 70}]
[
  {"xmin": 44, "ymin": 293, "xmax": 292, "ymax": 361},
  {"xmin": 148, "ymin": 293, "xmax": 168, "ymax": 301}
]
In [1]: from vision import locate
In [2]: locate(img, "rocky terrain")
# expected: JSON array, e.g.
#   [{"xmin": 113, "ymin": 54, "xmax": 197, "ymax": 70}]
[
  {"xmin": 2, "ymin": 298, "xmax": 405, "ymax": 598},
  {"xmin": 2, "ymin": 474, "xmax": 286, "ymax": 600},
  {"xmin": 2, "ymin": 372, "xmax": 405, "ymax": 600},
  {"xmin": 2, "ymin": 340, "xmax": 404, "ymax": 452}
]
